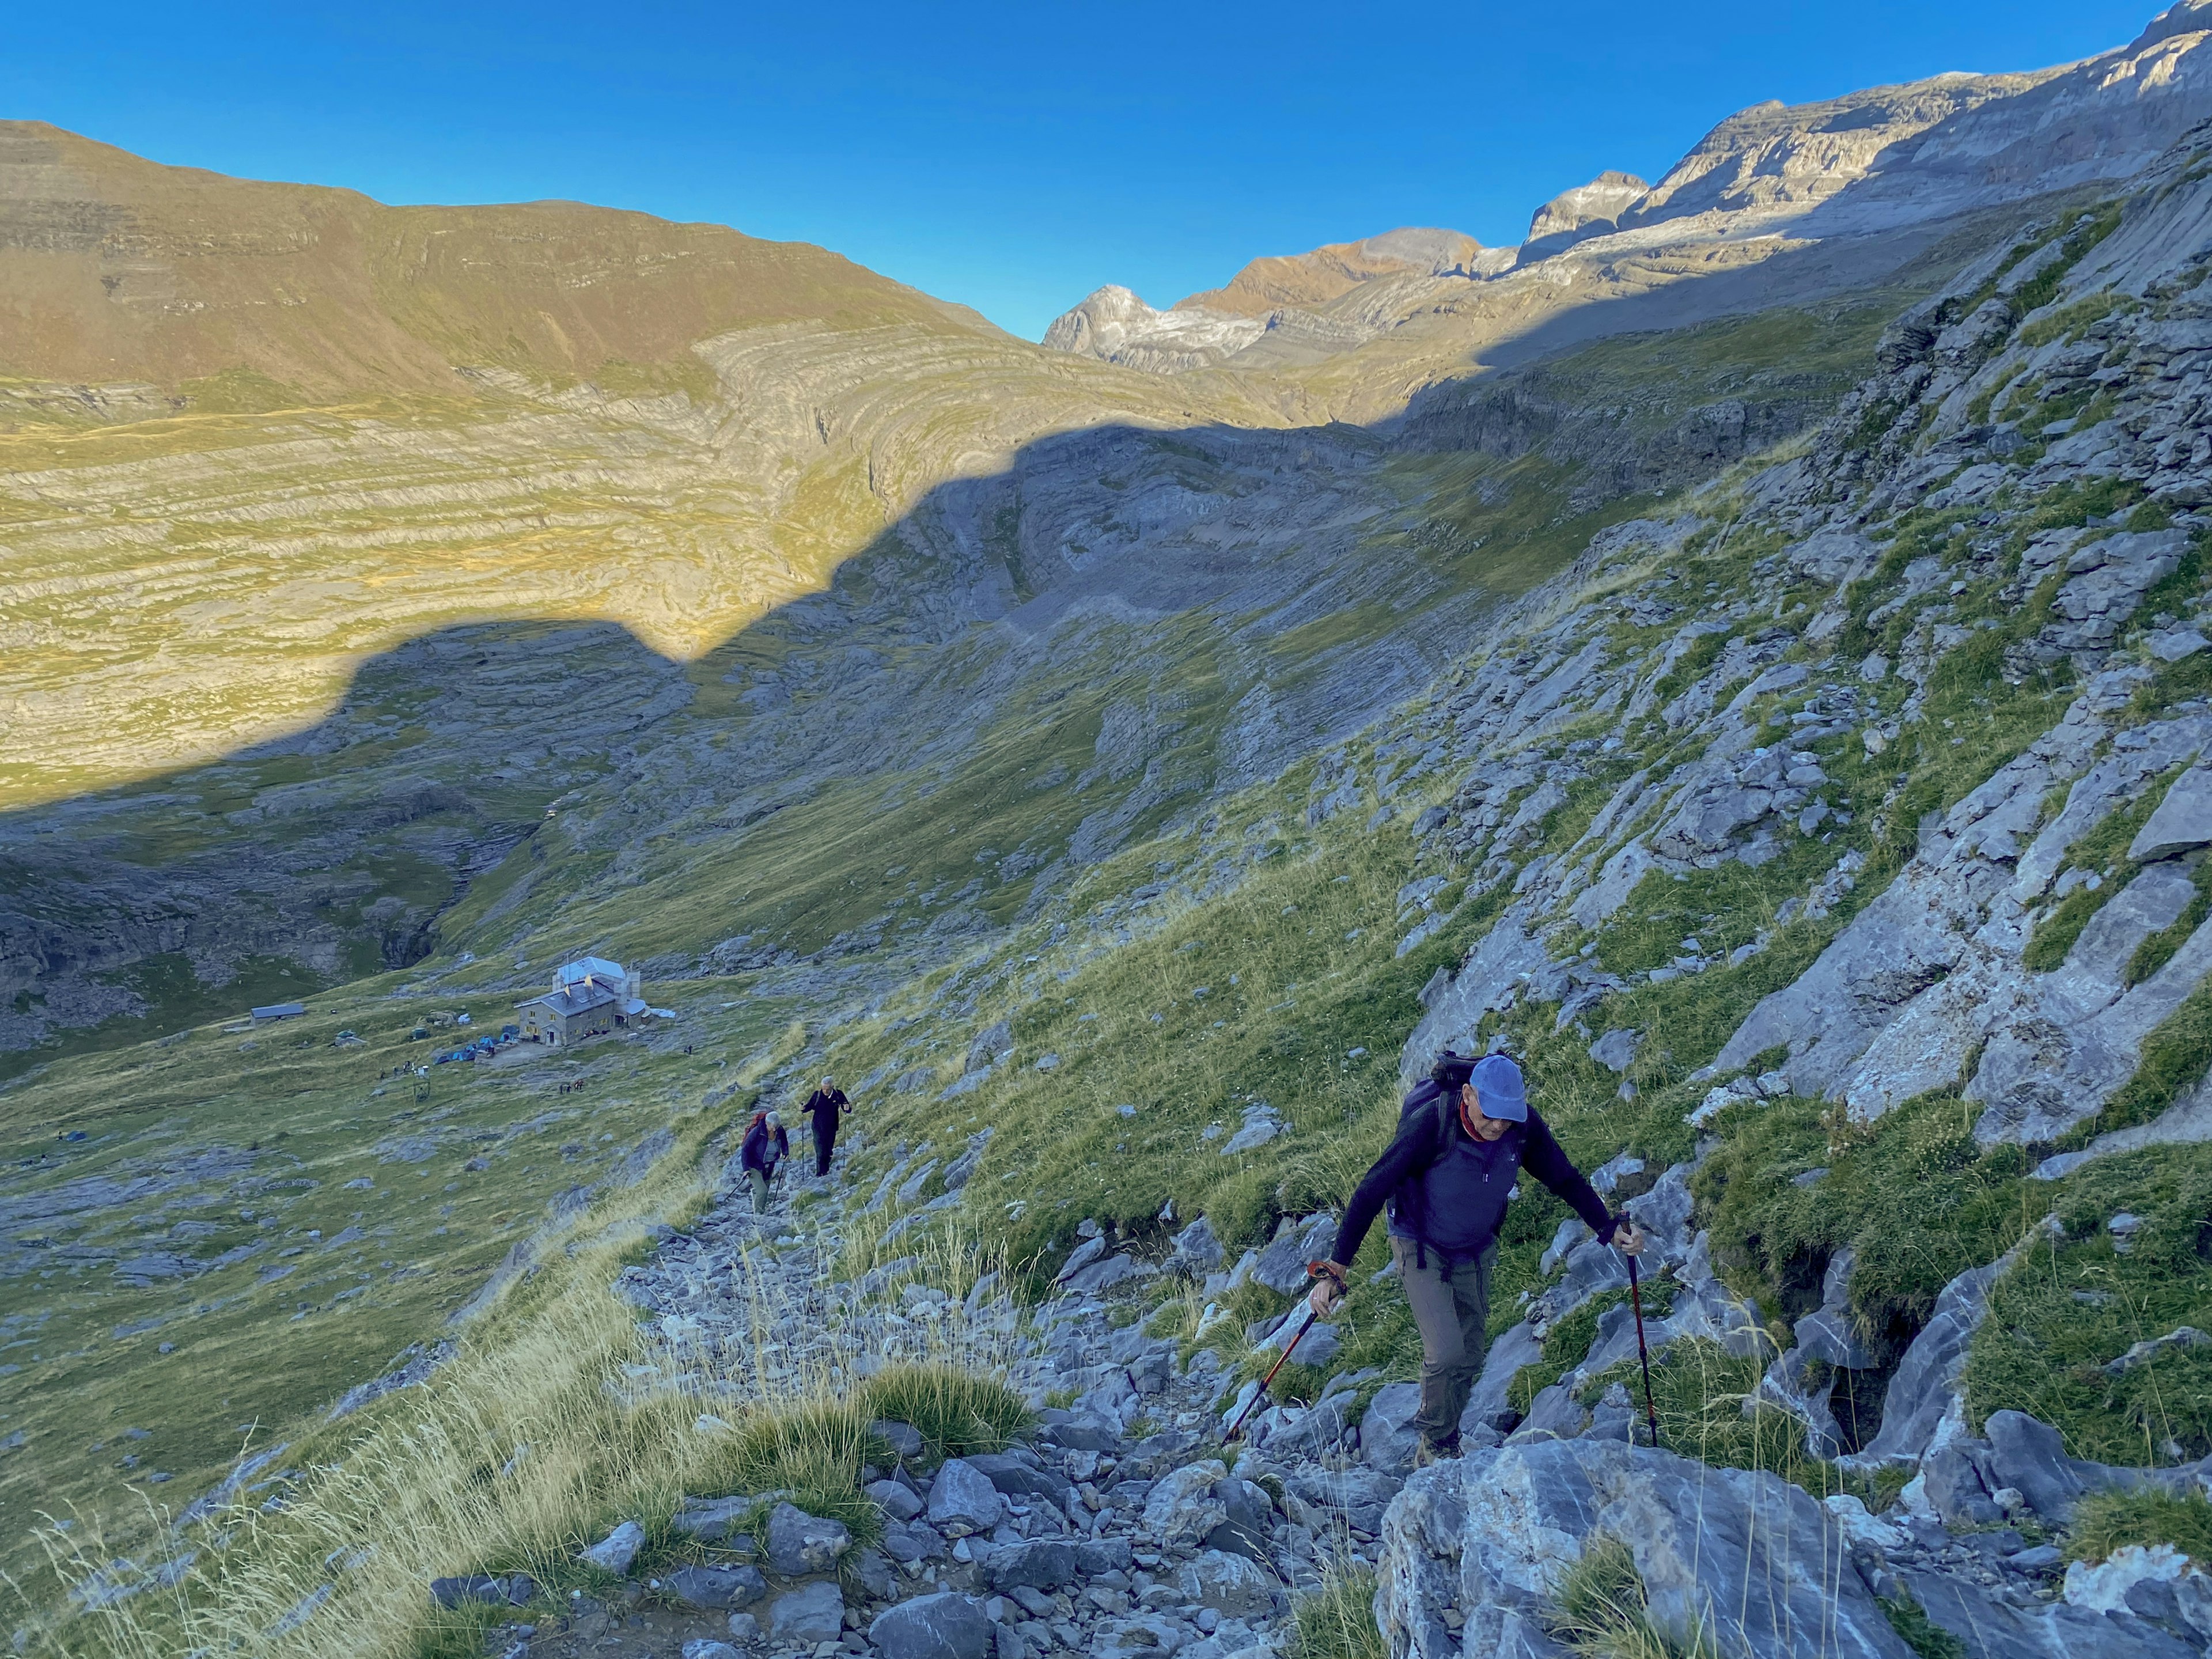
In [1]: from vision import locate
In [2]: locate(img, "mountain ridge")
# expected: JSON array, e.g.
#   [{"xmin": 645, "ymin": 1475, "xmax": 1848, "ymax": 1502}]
[{"xmin": 1043, "ymin": 2, "xmax": 2212, "ymax": 377}]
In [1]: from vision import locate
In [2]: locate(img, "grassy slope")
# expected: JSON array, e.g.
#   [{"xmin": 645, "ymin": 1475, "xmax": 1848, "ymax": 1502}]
[
  {"xmin": 0, "ymin": 975, "xmax": 802, "ymax": 1583},
  {"xmin": 0, "ymin": 292, "xmax": 1922, "ymax": 1595}
]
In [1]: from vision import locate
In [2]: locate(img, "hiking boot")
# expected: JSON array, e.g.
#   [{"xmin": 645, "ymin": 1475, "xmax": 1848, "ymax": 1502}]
[{"xmin": 1414, "ymin": 1434, "xmax": 1461, "ymax": 1468}]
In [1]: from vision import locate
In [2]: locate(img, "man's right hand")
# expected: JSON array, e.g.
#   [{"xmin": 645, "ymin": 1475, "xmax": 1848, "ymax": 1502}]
[{"xmin": 1307, "ymin": 1262, "xmax": 1348, "ymax": 1317}]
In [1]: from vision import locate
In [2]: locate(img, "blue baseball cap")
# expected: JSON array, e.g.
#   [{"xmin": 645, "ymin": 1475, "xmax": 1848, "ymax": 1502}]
[{"xmin": 1470, "ymin": 1054, "xmax": 1528, "ymax": 1123}]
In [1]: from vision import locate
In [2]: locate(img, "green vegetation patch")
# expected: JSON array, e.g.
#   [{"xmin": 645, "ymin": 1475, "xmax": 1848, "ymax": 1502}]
[
  {"xmin": 854, "ymin": 1363, "xmax": 1032, "ymax": 1460},
  {"xmin": 1698, "ymin": 1093, "xmax": 2039, "ymax": 1354},
  {"xmin": 1965, "ymin": 1143, "xmax": 2212, "ymax": 1464},
  {"xmin": 2066, "ymin": 1486, "xmax": 2212, "ymax": 1566}
]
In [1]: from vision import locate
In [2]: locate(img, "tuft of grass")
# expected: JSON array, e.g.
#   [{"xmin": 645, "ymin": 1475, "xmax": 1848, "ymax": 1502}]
[
  {"xmin": 701, "ymin": 1399, "xmax": 891, "ymax": 1547},
  {"xmin": 1288, "ymin": 1564, "xmax": 1386, "ymax": 1659},
  {"xmin": 1546, "ymin": 1535, "xmax": 1714, "ymax": 1659},
  {"xmin": 854, "ymin": 1363, "xmax": 1032, "ymax": 1460},
  {"xmin": 1878, "ymin": 1593, "xmax": 1967, "ymax": 1659},
  {"xmin": 2065, "ymin": 1486, "xmax": 2212, "ymax": 1565}
]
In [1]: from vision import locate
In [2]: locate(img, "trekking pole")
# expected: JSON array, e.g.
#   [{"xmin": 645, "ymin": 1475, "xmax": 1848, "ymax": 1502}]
[
  {"xmin": 1626, "ymin": 1251, "xmax": 1660, "ymax": 1448},
  {"xmin": 1224, "ymin": 1308, "xmax": 1319, "ymax": 1444}
]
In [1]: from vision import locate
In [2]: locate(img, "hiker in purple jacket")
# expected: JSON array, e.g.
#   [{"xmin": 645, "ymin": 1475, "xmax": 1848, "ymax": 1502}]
[
  {"xmin": 739, "ymin": 1109, "xmax": 790, "ymax": 1213},
  {"xmin": 1306, "ymin": 1051, "xmax": 1643, "ymax": 1464}
]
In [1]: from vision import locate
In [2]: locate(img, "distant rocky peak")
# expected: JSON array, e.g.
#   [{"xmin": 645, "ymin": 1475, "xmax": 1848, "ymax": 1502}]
[
  {"xmin": 1521, "ymin": 171, "xmax": 1651, "ymax": 259},
  {"xmin": 1037, "ymin": 285, "xmax": 1265, "ymax": 373},
  {"xmin": 2135, "ymin": 0, "xmax": 2212, "ymax": 51}
]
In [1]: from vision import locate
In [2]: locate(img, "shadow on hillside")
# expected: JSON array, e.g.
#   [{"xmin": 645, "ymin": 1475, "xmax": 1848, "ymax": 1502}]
[
  {"xmin": 0, "ymin": 231, "xmax": 1963, "ymax": 1069},
  {"xmin": 1460, "ymin": 194, "xmax": 2066, "ymax": 376}
]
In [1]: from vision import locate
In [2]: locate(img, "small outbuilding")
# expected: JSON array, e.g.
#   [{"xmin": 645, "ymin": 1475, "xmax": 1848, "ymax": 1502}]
[
  {"xmin": 250, "ymin": 1002, "xmax": 306, "ymax": 1024},
  {"xmin": 514, "ymin": 957, "xmax": 647, "ymax": 1047}
]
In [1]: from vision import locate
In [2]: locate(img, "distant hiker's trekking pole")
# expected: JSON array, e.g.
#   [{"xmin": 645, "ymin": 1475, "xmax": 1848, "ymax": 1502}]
[
  {"xmin": 1627, "ymin": 1252, "xmax": 1660, "ymax": 1447},
  {"xmin": 1225, "ymin": 1307, "xmax": 1320, "ymax": 1444}
]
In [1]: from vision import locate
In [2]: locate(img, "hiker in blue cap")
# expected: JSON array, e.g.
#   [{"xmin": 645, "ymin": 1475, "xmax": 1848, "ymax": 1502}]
[{"xmin": 1306, "ymin": 1049, "xmax": 1643, "ymax": 1464}]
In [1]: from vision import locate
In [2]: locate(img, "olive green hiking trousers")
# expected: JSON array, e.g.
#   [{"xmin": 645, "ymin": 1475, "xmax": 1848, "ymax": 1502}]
[{"xmin": 1393, "ymin": 1234, "xmax": 1494, "ymax": 1448}]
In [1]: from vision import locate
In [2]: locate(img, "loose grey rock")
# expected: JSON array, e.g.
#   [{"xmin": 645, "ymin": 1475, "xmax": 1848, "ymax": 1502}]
[
  {"xmin": 1285, "ymin": 1467, "xmax": 1402, "ymax": 1533},
  {"xmin": 1589, "ymin": 1028, "xmax": 1642, "ymax": 1073},
  {"xmin": 871, "ymin": 1591, "xmax": 993, "ymax": 1659},
  {"xmin": 881, "ymin": 1518, "xmax": 948, "ymax": 1563},
  {"xmin": 1983, "ymin": 1411, "xmax": 2090, "ymax": 1524},
  {"xmin": 1203, "ymin": 1478, "xmax": 1274, "ymax": 1559},
  {"xmin": 672, "ymin": 1494, "xmax": 753, "ymax": 1546},
  {"xmin": 983, "ymin": 1540, "xmax": 1077, "ymax": 1592},
  {"xmin": 767, "ymin": 1580, "xmax": 844, "ymax": 1645},
  {"xmin": 849, "ymin": 1546, "xmax": 896, "ymax": 1600},
  {"xmin": 764, "ymin": 1501, "xmax": 851, "ymax": 1575},
  {"xmin": 1142, "ymin": 1459, "xmax": 1229, "ymax": 1548},
  {"xmin": 1361, "ymin": 1381, "xmax": 1424, "ymax": 1475},
  {"xmin": 2106, "ymin": 1326, "xmax": 2211, "ymax": 1375},
  {"xmin": 1168, "ymin": 1216, "xmax": 1225, "ymax": 1277},
  {"xmin": 429, "ymin": 1574, "xmax": 510, "ymax": 1609},
  {"xmin": 578, "ymin": 1520, "xmax": 644, "ymax": 1575},
  {"xmin": 681, "ymin": 1642, "xmax": 743, "ymax": 1659},
  {"xmin": 669, "ymin": 1564, "xmax": 767, "ymax": 1609},
  {"xmin": 1248, "ymin": 1213, "xmax": 1336, "ymax": 1294},
  {"xmin": 965, "ymin": 1452, "xmax": 1074, "ymax": 1508},
  {"xmin": 928, "ymin": 1458, "xmax": 1007, "ymax": 1536},
  {"xmin": 871, "ymin": 1419, "xmax": 926, "ymax": 1460},
  {"xmin": 868, "ymin": 1477, "xmax": 925, "ymax": 1521},
  {"xmin": 1177, "ymin": 1549, "xmax": 1282, "ymax": 1619}
]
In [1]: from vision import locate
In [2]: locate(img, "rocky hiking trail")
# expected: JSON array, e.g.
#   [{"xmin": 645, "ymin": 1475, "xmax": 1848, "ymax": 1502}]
[{"xmin": 431, "ymin": 1113, "xmax": 2212, "ymax": 1659}]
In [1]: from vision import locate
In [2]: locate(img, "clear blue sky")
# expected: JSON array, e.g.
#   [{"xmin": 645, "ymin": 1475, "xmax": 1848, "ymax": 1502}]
[{"xmin": 4, "ymin": 1, "xmax": 2166, "ymax": 340}]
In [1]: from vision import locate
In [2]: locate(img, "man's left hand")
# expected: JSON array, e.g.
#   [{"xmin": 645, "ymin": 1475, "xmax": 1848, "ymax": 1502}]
[{"xmin": 1614, "ymin": 1221, "xmax": 1647, "ymax": 1256}]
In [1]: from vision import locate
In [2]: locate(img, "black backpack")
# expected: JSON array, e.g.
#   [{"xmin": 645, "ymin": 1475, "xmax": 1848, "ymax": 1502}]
[{"xmin": 1387, "ymin": 1052, "xmax": 1482, "ymax": 1243}]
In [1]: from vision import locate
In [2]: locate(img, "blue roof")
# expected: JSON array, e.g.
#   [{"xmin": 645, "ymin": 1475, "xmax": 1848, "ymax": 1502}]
[
  {"xmin": 555, "ymin": 956, "xmax": 627, "ymax": 990},
  {"xmin": 250, "ymin": 1002, "xmax": 306, "ymax": 1019}
]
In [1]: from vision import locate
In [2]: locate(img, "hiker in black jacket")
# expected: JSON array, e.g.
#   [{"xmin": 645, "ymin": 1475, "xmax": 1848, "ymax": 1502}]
[
  {"xmin": 1306, "ymin": 1050, "xmax": 1643, "ymax": 1463},
  {"xmin": 800, "ymin": 1075, "xmax": 849, "ymax": 1177}
]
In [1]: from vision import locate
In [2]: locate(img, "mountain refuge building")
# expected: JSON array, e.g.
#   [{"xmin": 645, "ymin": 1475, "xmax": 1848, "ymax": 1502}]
[{"xmin": 514, "ymin": 956, "xmax": 646, "ymax": 1047}]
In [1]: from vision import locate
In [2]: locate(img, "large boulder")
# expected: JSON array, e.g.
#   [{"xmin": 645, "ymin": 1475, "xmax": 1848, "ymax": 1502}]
[
  {"xmin": 964, "ymin": 1451, "xmax": 1075, "ymax": 1509},
  {"xmin": 668, "ymin": 1564, "xmax": 767, "ymax": 1609},
  {"xmin": 1376, "ymin": 1439, "xmax": 1912, "ymax": 1659},
  {"xmin": 764, "ymin": 1501, "xmax": 851, "ymax": 1575},
  {"xmin": 1249, "ymin": 1214, "xmax": 1338, "ymax": 1294},
  {"xmin": 870, "ymin": 1591, "xmax": 993, "ymax": 1659},
  {"xmin": 983, "ymin": 1540, "xmax": 1078, "ymax": 1592},
  {"xmin": 1362, "ymin": 1381, "xmax": 1424, "ymax": 1474},
  {"xmin": 768, "ymin": 1581, "xmax": 844, "ymax": 1645},
  {"xmin": 928, "ymin": 1458, "xmax": 1007, "ymax": 1536},
  {"xmin": 1286, "ymin": 1467, "xmax": 1402, "ymax": 1533},
  {"xmin": 1176, "ymin": 1549, "xmax": 1283, "ymax": 1619},
  {"xmin": 1142, "ymin": 1460, "xmax": 1230, "ymax": 1549}
]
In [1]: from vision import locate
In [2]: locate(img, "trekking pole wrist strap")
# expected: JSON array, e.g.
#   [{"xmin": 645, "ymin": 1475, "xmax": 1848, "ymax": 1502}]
[{"xmin": 1307, "ymin": 1260, "xmax": 1346, "ymax": 1284}]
